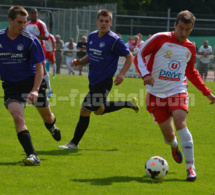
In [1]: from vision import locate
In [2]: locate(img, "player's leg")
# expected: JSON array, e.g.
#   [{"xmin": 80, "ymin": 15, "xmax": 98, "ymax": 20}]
[
  {"xmin": 173, "ymin": 110, "xmax": 196, "ymax": 181},
  {"xmin": 158, "ymin": 116, "xmax": 183, "ymax": 164},
  {"xmin": 43, "ymin": 65, "xmax": 53, "ymax": 98},
  {"xmin": 36, "ymin": 106, "xmax": 61, "ymax": 141},
  {"xmin": 33, "ymin": 78, "xmax": 60, "ymax": 141},
  {"xmin": 59, "ymin": 107, "xmax": 91, "ymax": 149},
  {"xmin": 7, "ymin": 102, "xmax": 40, "ymax": 165},
  {"xmin": 79, "ymin": 65, "xmax": 83, "ymax": 75},
  {"xmin": 66, "ymin": 56, "xmax": 72, "ymax": 74},
  {"xmin": 94, "ymin": 79, "xmax": 140, "ymax": 114},
  {"xmin": 50, "ymin": 52, "xmax": 56, "ymax": 78},
  {"xmin": 146, "ymin": 92, "xmax": 183, "ymax": 164},
  {"xmin": 52, "ymin": 62, "xmax": 57, "ymax": 77}
]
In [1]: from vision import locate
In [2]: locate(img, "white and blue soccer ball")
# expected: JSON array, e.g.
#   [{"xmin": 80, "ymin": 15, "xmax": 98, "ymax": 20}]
[{"xmin": 145, "ymin": 156, "xmax": 169, "ymax": 180}]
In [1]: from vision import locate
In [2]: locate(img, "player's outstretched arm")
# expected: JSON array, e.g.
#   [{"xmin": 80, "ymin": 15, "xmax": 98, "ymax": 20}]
[
  {"xmin": 114, "ymin": 52, "xmax": 133, "ymax": 86},
  {"xmin": 71, "ymin": 55, "xmax": 89, "ymax": 67},
  {"xmin": 207, "ymin": 93, "xmax": 215, "ymax": 104}
]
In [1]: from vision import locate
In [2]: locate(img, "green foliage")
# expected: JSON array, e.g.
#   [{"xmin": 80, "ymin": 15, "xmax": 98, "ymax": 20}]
[{"xmin": 0, "ymin": 75, "xmax": 215, "ymax": 194}]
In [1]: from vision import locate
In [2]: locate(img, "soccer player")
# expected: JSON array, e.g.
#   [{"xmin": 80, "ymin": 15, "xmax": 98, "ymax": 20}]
[
  {"xmin": 26, "ymin": 8, "xmax": 53, "ymax": 98},
  {"xmin": 44, "ymin": 32, "xmax": 57, "ymax": 79},
  {"xmin": 134, "ymin": 10, "xmax": 215, "ymax": 181},
  {"xmin": 59, "ymin": 9, "xmax": 139, "ymax": 150},
  {"xmin": 0, "ymin": 6, "xmax": 61, "ymax": 166}
]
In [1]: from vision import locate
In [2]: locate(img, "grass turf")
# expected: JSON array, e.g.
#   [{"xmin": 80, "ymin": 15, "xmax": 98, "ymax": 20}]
[{"xmin": 0, "ymin": 75, "xmax": 214, "ymax": 194}]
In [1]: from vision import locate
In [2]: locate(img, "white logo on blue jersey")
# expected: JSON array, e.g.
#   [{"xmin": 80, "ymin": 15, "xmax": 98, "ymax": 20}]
[
  {"xmin": 0, "ymin": 44, "xmax": 2, "ymax": 48},
  {"xmin": 99, "ymin": 42, "xmax": 105, "ymax": 48},
  {"xmin": 17, "ymin": 44, "xmax": 24, "ymax": 51}
]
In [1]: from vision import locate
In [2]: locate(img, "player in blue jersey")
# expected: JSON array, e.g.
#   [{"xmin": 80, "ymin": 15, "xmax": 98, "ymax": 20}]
[
  {"xmin": 59, "ymin": 9, "xmax": 139, "ymax": 149},
  {"xmin": 0, "ymin": 6, "xmax": 61, "ymax": 166}
]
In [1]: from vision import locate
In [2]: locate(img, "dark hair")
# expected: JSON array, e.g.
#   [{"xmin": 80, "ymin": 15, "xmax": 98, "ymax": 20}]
[
  {"xmin": 97, "ymin": 9, "xmax": 112, "ymax": 21},
  {"xmin": 30, "ymin": 8, "xmax": 38, "ymax": 13},
  {"xmin": 8, "ymin": 5, "xmax": 28, "ymax": 20},
  {"xmin": 176, "ymin": 10, "xmax": 195, "ymax": 27}
]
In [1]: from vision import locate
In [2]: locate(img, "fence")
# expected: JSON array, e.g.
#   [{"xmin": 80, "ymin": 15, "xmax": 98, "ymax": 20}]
[{"xmin": 0, "ymin": 3, "xmax": 117, "ymax": 42}]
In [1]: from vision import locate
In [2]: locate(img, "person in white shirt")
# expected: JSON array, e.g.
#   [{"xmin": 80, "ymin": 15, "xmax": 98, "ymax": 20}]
[
  {"xmin": 134, "ymin": 10, "xmax": 215, "ymax": 181},
  {"xmin": 125, "ymin": 36, "xmax": 133, "ymax": 50},
  {"xmin": 64, "ymin": 38, "xmax": 77, "ymax": 75},
  {"xmin": 198, "ymin": 40, "xmax": 212, "ymax": 81}
]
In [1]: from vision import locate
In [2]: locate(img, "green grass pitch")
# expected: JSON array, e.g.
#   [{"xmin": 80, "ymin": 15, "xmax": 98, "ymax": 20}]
[{"xmin": 0, "ymin": 75, "xmax": 214, "ymax": 194}]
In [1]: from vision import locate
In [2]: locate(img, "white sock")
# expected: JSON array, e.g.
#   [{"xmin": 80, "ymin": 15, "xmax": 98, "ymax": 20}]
[
  {"xmin": 43, "ymin": 74, "xmax": 51, "ymax": 92},
  {"xmin": 53, "ymin": 63, "xmax": 56, "ymax": 76},
  {"xmin": 177, "ymin": 127, "xmax": 195, "ymax": 169},
  {"xmin": 163, "ymin": 136, "xmax": 178, "ymax": 148}
]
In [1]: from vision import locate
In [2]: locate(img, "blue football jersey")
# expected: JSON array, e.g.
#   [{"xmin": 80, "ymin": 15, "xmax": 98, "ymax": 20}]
[
  {"xmin": 0, "ymin": 28, "xmax": 45, "ymax": 82},
  {"xmin": 86, "ymin": 30, "xmax": 130, "ymax": 85}
]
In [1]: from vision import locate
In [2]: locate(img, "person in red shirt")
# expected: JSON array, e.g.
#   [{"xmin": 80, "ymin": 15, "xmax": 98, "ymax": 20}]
[
  {"xmin": 134, "ymin": 10, "xmax": 215, "ymax": 181},
  {"xmin": 26, "ymin": 8, "xmax": 53, "ymax": 97}
]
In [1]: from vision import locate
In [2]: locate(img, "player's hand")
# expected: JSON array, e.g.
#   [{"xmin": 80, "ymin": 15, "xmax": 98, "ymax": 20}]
[
  {"xmin": 143, "ymin": 75, "xmax": 155, "ymax": 87},
  {"xmin": 27, "ymin": 91, "xmax": 39, "ymax": 104},
  {"xmin": 71, "ymin": 59, "xmax": 80, "ymax": 67},
  {"xmin": 114, "ymin": 73, "xmax": 124, "ymax": 86},
  {"xmin": 207, "ymin": 93, "xmax": 215, "ymax": 104}
]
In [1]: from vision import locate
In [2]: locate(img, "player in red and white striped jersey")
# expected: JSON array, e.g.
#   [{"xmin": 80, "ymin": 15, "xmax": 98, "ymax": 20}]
[
  {"xmin": 44, "ymin": 33, "xmax": 56, "ymax": 78},
  {"xmin": 26, "ymin": 8, "xmax": 53, "ymax": 97},
  {"xmin": 134, "ymin": 10, "xmax": 215, "ymax": 181}
]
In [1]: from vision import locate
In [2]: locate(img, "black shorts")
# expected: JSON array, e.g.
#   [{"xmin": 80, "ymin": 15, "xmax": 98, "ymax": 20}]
[
  {"xmin": 2, "ymin": 76, "xmax": 49, "ymax": 108},
  {"xmin": 82, "ymin": 78, "xmax": 113, "ymax": 112}
]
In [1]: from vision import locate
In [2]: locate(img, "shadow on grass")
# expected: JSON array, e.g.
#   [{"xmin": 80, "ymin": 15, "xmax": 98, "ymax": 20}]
[
  {"xmin": 37, "ymin": 147, "xmax": 118, "ymax": 156},
  {"xmin": 37, "ymin": 149, "xmax": 79, "ymax": 156},
  {"xmin": 0, "ymin": 161, "xmax": 23, "ymax": 166},
  {"xmin": 71, "ymin": 175, "xmax": 185, "ymax": 185}
]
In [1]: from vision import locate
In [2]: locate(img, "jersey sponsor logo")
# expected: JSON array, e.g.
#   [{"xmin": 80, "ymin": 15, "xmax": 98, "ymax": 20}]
[
  {"xmin": 168, "ymin": 60, "xmax": 181, "ymax": 71},
  {"xmin": 186, "ymin": 52, "xmax": 190, "ymax": 60},
  {"xmin": 164, "ymin": 50, "xmax": 172, "ymax": 58},
  {"xmin": 17, "ymin": 44, "xmax": 24, "ymax": 51},
  {"xmin": 159, "ymin": 60, "xmax": 182, "ymax": 81},
  {"xmin": 90, "ymin": 41, "xmax": 93, "ymax": 44},
  {"xmin": 99, "ymin": 42, "xmax": 105, "ymax": 48}
]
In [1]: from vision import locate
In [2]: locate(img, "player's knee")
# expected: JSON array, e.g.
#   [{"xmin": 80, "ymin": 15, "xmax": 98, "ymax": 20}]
[
  {"xmin": 12, "ymin": 112, "xmax": 25, "ymax": 126},
  {"xmin": 175, "ymin": 120, "xmax": 186, "ymax": 130}
]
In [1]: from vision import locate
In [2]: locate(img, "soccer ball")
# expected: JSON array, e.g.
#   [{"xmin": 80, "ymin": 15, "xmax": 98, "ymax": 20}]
[{"xmin": 145, "ymin": 156, "xmax": 169, "ymax": 180}]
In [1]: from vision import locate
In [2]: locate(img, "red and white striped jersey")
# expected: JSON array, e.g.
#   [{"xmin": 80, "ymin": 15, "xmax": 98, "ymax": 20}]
[
  {"xmin": 134, "ymin": 31, "xmax": 211, "ymax": 98},
  {"xmin": 26, "ymin": 19, "xmax": 49, "ymax": 48},
  {"xmin": 44, "ymin": 34, "xmax": 56, "ymax": 52}
]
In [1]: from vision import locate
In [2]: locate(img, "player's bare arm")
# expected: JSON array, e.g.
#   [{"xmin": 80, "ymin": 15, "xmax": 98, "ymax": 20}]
[
  {"xmin": 71, "ymin": 55, "xmax": 89, "ymax": 67},
  {"xmin": 114, "ymin": 52, "xmax": 133, "ymax": 86},
  {"xmin": 27, "ymin": 63, "xmax": 43, "ymax": 104},
  {"xmin": 143, "ymin": 75, "xmax": 155, "ymax": 87}
]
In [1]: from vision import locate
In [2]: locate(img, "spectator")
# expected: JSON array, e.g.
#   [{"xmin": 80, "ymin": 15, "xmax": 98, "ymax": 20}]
[
  {"xmin": 125, "ymin": 36, "xmax": 133, "ymax": 50},
  {"xmin": 137, "ymin": 33, "xmax": 145, "ymax": 45},
  {"xmin": 77, "ymin": 36, "xmax": 87, "ymax": 75},
  {"xmin": 129, "ymin": 35, "xmax": 142, "ymax": 53},
  {"xmin": 55, "ymin": 35, "xmax": 64, "ymax": 74},
  {"xmin": 198, "ymin": 40, "xmax": 212, "ymax": 81},
  {"xmin": 64, "ymin": 38, "xmax": 77, "ymax": 75}
]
